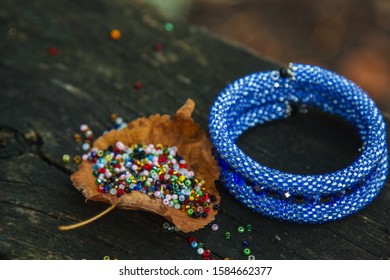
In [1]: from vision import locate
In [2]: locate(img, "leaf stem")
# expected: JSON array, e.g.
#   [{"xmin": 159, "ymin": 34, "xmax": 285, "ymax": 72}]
[{"xmin": 58, "ymin": 204, "xmax": 116, "ymax": 231}]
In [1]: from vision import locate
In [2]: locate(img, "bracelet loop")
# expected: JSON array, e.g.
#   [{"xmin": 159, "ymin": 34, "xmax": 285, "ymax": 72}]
[{"xmin": 209, "ymin": 63, "xmax": 388, "ymax": 223}]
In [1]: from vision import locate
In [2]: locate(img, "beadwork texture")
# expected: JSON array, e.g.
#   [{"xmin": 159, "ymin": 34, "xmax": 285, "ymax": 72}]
[{"xmin": 209, "ymin": 63, "xmax": 388, "ymax": 223}]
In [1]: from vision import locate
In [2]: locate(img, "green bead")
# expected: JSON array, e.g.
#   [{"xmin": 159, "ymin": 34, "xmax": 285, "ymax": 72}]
[
  {"xmin": 197, "ymin": 242, "xmax": 204, "ymax": 248},
  {"xmin": 164, "ymin": 22, "xmax": 174, "ymax": 32},
  {"xmin": 92, "ymin": 170, "xmax": 99, "ymax": 177},
  {"xmin": 145, "ymin": 181, "xmax": 151, "ymax": 187},
  {"xmin": 225, "ymin": 232, "xmax": 231, "ymax": 240},
  {"xmin": 246, "ymin": 224, "xmax": 253, "ymax": 232},
  {"xmin": 126, "ymin": 178, "xmax": 132, "ymax": 184},
  {"xmin": 187, "ymin": 209, "xmax": 194, "ymax": 216},
  {"xmin": 184, "ymin": 179, "xmax": 191, "ymax": 187},
  {"xmin": 237, "ymin": 226, "xmax": 245, "ymax": 233},
  {"xmin": 243, "ymin": 248, "xmax": 251, "ymax": 256}
]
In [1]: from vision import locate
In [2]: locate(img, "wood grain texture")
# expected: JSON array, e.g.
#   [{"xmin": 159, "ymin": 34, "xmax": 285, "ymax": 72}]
[{"xmin": 0, "ymin": 0, "xmax": 389, "ymax": 260}]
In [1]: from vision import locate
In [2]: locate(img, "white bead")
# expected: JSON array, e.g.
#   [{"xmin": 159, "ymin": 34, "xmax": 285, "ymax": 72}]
[
  {"xmin": 197, "ymin": 248, "xmax": 204, "ymax": 255},
  {"xmin": 109, "ymin": 188, "xmax": 117, "ymax": 196}
]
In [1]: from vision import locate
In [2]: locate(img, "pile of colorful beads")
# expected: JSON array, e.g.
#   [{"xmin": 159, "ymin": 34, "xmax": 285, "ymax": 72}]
[{"xmin": 85, "ymin": 142, "xmax": 217, "ymax": 219}]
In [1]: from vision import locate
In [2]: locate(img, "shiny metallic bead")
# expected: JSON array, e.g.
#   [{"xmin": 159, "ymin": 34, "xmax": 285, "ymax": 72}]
[{"xmin": 248, "ymin": 255, "xmax": 255, "ymax": 260}]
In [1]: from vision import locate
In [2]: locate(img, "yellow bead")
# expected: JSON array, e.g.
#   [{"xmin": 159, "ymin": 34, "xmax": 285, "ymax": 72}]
[
  {"xmin": 103, "ymin": 256, "xmax": 110, "ymax": 260},
  {"xmin": 189, "ymin": 196, "xmax": 194, "ymax": 201},
  {"xmin": 110, "ymin": 29, "xmax": 121, "ymax": 40},
  {"xmin": 73, "ymin": 155, "xmax": 81, "ymax": 163},
  {"xmin": 179, "ymin": 175, "xmax": 185, "ymax": 182},
  {"xmin": 73, "ymin": 133, "xmax": 81, "ymax": 142},
  {"xmin": 62, "ymin": 154, "xmax": 70, "ymax": 163}
]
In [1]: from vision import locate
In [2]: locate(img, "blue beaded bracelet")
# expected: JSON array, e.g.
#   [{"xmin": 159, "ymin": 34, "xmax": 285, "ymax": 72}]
[{"xmin": 209, "ymin": 63, "xmax": 388, "ymax": 223}]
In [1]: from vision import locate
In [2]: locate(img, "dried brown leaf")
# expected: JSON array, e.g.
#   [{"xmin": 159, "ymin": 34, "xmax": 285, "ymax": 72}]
[{"xmin": 71, "ymin": 99, "xmax": 220, "ymax": 232}]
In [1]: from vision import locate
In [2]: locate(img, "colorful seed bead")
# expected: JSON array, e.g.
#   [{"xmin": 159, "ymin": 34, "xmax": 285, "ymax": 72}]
[
  {"xmin": 237, "ymin": 226, "xmax": 245, "ymax": 233},
  {"xmin": 248, "ymin": 255, "xmax": 255, "ymax": 260},
  {"xmin": 110, "ymin": 29, "xmax": 121, "ymax": 40},
  {"xmin": 243, "ymin": 248, "xmax": 251, "ymax": 256},
  {"xmin": 164, "ymin": 22, "xmax": 174, "ymax": 32},
  {"xmin": 246, "ymin": 224, "xmax": 253, "ymax": 232},
  {"xmin": 47, "ymin": 46, "xmax": 58, "ymax": 56},
  {"xmin": 153, "ymin": 43, "xmax": 163, "ymax": 52},
  {"xmin": 133, "ymin": 81, "xmax": 143, "ymax": 90},
  {"xmin": 197, "ymin": 248, "xmax": 204, "ymax": 255},
  {"xmin": 242, "ymin": 240, "xmax": 249, "ymax": 247},
  {"xmin": 197, "ymin": 243, "xmax": 204, "ymax": 248},
  {"xmin": 203, "ymin": 249, "xmax": 211, "ymax": 257},
  {"xmin": 73, "ymin": 133, "xmax": 81, "ymax": 142},
  {"xmin": 191, "ymin": 242, "xmax": 198, "ymax": 248},
  {"xmin": 73, "ymin": 155, "xmax": 81, "ymax": 163},
  {"xmin": 103, "ymin": 256, "xmax": 110, "ymax": 260},
  {"xmin": 62, "ymin": 154, "xmax": 70, "ymax": 163},
  {"xmin": 225, "ymin": 232, "xmax": 231, "ymax": 240},
  {"xmin": 162, "ymin": 222, "xmax": 170, "ymax": 229},
  {"xmin": 211, "ymin": 224, "xmax": 219, "ymax": 231}
]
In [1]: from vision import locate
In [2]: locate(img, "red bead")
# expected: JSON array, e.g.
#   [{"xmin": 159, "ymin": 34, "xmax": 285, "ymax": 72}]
[
  {"xmin": 153, "ymin": 43, "xmax": 163, "ymax": 52},
  {"xmin": 143, "ymin": 164, "xmax": 152, "ymax": 170},
  {"xmin": 159, "ymin": 174, "xmax": 165, "ymax": 180},
  {"xmin": 133, "ymin": 81, "xmax": 143, "ymax": 90},
  {"xmin": 168, "ymin": 169, "xmax": 173, "ymax": 174},
  {"xmin": 188, "ymin": 237, "xmax": 197, "ymax": 243},
  {"xmin": 99, "ymin": 168, "xmax": 106, "ymax": 174},
  {"xmin": 159, "ymin": 154, "xmax": 167, "ymax": 163},
  {"xmin": 118, "ymin": 189, "xmax": 125, "ymax": 195},
  {"xmin": 203, "ymin": 250, "xmax": 211, "ymax": 257},
  {"xmin": 47, "ymin": 46, "xmax": 58, "ymax": 56},
  {"xmin": 114, "ymin": 147, "xmax": 120, "ymax": 154},
  {"xmin": 204, "ymin": 207, "xmax": 210, "ymax": 213},
  {"xmin": 179, "ymin": 164, "xmax": 186, "ymax": 168}
]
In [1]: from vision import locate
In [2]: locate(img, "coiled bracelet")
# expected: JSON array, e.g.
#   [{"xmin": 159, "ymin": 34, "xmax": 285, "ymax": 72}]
[{"xmin": 209, "ymin": 63, "xmax": 388, "ymax": 223}]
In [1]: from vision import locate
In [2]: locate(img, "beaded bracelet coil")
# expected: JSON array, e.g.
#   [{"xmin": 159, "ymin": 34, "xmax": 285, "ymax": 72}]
[{"xmin": 209, "ymin": 63, "xmax": 388, "ymax": 223}]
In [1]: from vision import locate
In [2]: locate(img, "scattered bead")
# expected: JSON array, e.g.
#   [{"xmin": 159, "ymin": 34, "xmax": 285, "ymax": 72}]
[
  {"xmin": 153, "ymin": 43, "xmax": 163, "ymax": 52},
  {"xmin": 242, "ymin": 240, "xmax": 249, "ymax": 247},
  {"xmin": 248, "ymin": 255, "xmax": 255, "ymax": 260},
  {"xmin": 237, "ymin": 226, "xmax": 245, "ymax": 233},
  {"xmin": 47, "ymin": 46, "xmax": 58, "ymax": 56},
  {"xmin": 211, "ymin": 223, "xmax": 219, "ymax": 231},
  {"xmin": 203, "ymin": 249, "xmax": 211, "ymax": 257},
  {"xmin": 191, "ymin": 242, "xmax": 198, "ymax": 248},
  {"xmin": 73, "ymin": 155, "xmax": 81, "ymax": 164},
  {"xmin": 73, "ymin": 133, "xmax": 81, "ymax": 142},
  {"xmin": 224, "ymin": 258, "xmax": 230, "ymax": 260},
  {"xmin": 82, "ymin": 143, "xmax": 90, "ymax": 151},
  {"xmin": 103, "ymin": 256, "xmax": 110, "ymax": 260},
  {"xmin": 62, "ymin": 154, "xmax": 70, "ymax": 163},
  {"xmin": 110, "ymin": 29, "xmax": 121, "ymax": 40},
  {"xmin": 197, "ymin": 248, "xmax": 204, "ymax": 255},
  {"xmin": 133, "ymin": 81, "xmax": 143, "ymax": 90},
  {"xmin": 225, "ymin": 232, "xmax": 231, "ymax": 240},
  {"xmin": 246, "ymin": 224, "xmax": 253, "ymax": 232},
  {"xmin": 213, "ymin": 204, "xmax": 220, "ymax": 210},
  {"xmin": 243, "ymin": 248, "xmax": 251, "ymax": 256},
  {"xmin": 162, "ymin": 222, "xmax": 170, "ymax": 229},
  {"xmin": 164, "ymin": 22, "xmax": 174, "ymax": 32}
]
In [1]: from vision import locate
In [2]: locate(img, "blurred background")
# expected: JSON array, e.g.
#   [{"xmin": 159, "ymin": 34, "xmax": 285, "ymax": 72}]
[{"xmin": 146, "ymin": 0, "xmax": 390, "ymax": 113}]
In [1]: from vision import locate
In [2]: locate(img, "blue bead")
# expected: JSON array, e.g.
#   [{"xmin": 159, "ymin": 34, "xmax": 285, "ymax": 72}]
[{"xmin": 191, "ymin": 241, "xmax": 198, "ymax": 248}]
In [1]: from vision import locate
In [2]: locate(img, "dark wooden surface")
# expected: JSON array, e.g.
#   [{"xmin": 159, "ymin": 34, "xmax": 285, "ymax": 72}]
[{"xmin": 0, "ymin": 0, "xmax": 389, "ymax": 260}]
